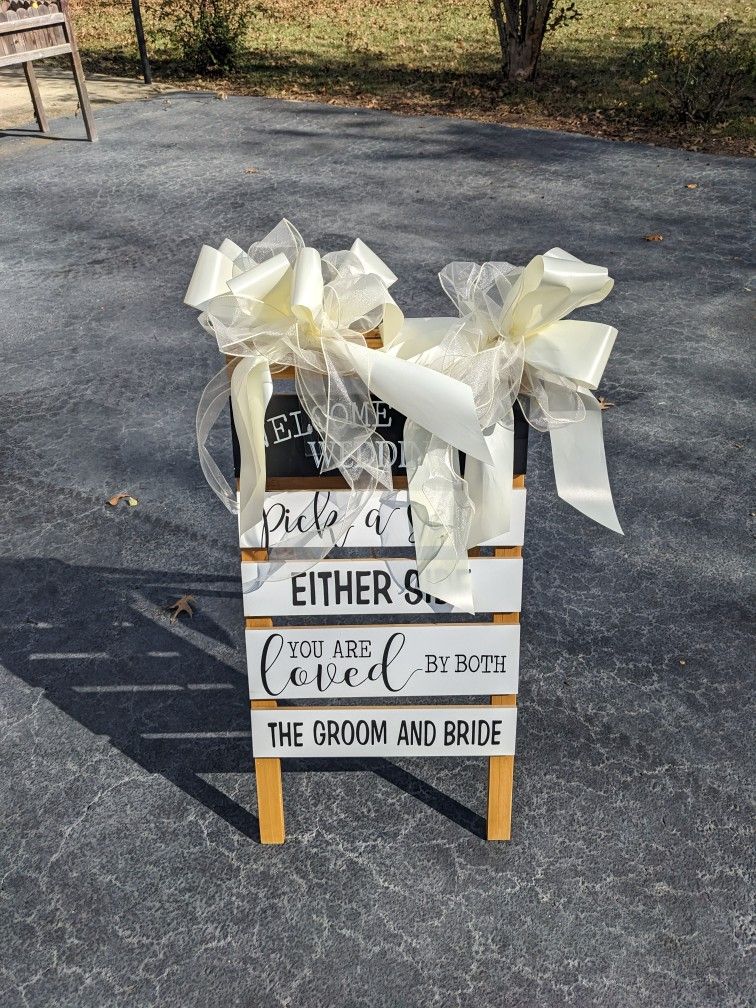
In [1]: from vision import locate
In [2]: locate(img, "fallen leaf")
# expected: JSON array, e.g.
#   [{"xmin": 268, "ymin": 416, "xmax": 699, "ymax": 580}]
[
  {"xmin": 165, "ymin": 594, "xmax": 195, "ymax": 622},
  {"xmin": 644, "ymin": 233, "xmax": 663, "ymax": 241},
  {"xmin": 106, "ymin": 491, "xmax": 130, "ymax": 506},
  {"xmin": 244, "ymin": 167, "xmax": 258, "ymax": 174},
  {"xmin": 685, "ymin": 182, "xmax": 698, "ymax": 189},
  {"xmin": 598, "ymin": 396, "xmax": 615, "ymax": 410},
  {"xmin": 217, "ymin": 92, "xmax": 228, "ymax": 101},
  {"xmin": 127, "ymin": 496, "xmax": 139, "ymax": 507}
]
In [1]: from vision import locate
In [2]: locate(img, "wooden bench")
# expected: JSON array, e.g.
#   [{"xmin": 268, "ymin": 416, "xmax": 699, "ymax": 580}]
[{"xmin": 0, "ymin": 0, "xmax": 96, "ymax": 140}]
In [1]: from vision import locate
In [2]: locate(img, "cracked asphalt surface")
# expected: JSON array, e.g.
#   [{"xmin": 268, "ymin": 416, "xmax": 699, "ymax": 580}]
[{"xmin": 0, "ymin": 95, "xmax": 753, "ymax": 1007}]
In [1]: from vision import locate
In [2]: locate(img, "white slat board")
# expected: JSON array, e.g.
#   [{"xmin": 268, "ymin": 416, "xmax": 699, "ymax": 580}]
[
  {"xmin": 246, "ymin": 623, "xmax": 520, "ymax": 700},
  {"xmin": 240, "ymin": 488, "xmax": 526, "ymax": 550},
  {"xmin": 251, "ymin": 706, "xmax": 517, "ymax": 758},
  {"xmin": 241, "ymin": 558, "xmax": 523, "ymax": 616}
]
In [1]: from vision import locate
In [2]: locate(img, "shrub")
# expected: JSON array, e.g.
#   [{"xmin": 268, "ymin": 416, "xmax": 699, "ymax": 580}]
[
  {"xmin": 161, "ymin": 0, "xmax": 251, "ymax": 73},
  {"xmin": 630, "ymin": 17, "xmax": 755, "ymax": 124}
]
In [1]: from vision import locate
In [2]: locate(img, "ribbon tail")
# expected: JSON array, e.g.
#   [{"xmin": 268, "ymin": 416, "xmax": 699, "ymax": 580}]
[
  {"xmin": 230, "ymin": 355, "xmax": 273, "ymax": 540},
  {"xmin": 405, "ymin": 421, "xmax": 476, "ymax": 613},
  {"xmin": 466, "ymin": 422, "xmax": 515, "ymax": 548},
  {"xmin": 339, "ymin": 340, "xmax": 492, "ymax": 465},
  {"xmin": 196, "ymin": 364, "xmax": 238, "ymax": 514},
  {"xmin": 549, "ymin": 391, "xmax": 623, "ymax": 533}
]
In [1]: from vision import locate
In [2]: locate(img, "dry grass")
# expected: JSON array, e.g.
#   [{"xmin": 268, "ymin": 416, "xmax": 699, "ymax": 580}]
[{"xmin": 68, "ymin": 0, "xmax": 755, "ymax": 155}]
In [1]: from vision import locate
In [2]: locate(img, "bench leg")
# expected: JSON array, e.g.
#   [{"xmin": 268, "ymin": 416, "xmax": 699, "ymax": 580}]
[
  {"xmin": 23, "ymin": 61, "xmax": 49, "ymax": 134},
  {"xmin": 62, "ymin": 20, "xmax": 96, "ymax": 141},
  {"xmin": 69, "ymin": 49, "xmax": 96, "ymax": 141}
]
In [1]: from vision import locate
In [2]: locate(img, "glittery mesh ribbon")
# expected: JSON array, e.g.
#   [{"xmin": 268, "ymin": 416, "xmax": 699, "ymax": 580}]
[
  {"xmin": 185, "ymin": 220, "xmax": 491, "ymax": 592},
  {"xmin": 386, "ymin": 248, "xmax": 623, "ymax": 610}
]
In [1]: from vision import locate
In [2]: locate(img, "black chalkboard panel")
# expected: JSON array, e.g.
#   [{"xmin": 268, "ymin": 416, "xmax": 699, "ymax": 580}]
[{"xmin": 231, "ymin": 394, "xmax": 528, "ymax": 479}]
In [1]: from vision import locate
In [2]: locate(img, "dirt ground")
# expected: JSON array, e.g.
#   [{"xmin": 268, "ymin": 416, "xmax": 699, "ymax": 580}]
[{"xmin": 0, "ymin": 67, "xmax": 176, "ymax": 131}]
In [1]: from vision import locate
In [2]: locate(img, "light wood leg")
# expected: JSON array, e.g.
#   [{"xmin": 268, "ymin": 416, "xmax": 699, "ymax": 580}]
[
  {"xmin": 23, "ymin": 61, "xmax": 49, "ymax": 133},
  {"xmin": 247, "ymin": 590, "xmax": 285, "ymax": 843},
  {"xmin": 486, "ymin": 473, "xmax": 525, "ymax": 841},
  {"xmin": 486, "ymin": 693, "xmax": 516, "ymax": 840},
  {"xmin": 253, "ymin": 698, "xmax": 285, "ymax": 844}
]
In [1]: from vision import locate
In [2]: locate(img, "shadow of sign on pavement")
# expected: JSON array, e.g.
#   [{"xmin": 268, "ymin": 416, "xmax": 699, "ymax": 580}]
[{"xmin": 0, "ymin": 558, "xmax": 487, "ymax": 840}]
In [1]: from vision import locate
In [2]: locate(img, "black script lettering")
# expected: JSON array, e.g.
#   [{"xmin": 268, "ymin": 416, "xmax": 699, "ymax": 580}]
[
  {"xmin": 443, "ymin": 718, "xmax": 504, "ymax": 747},
  {"xmin": 374, "ymin": 571, "xmax": 391, "ymax": 605},
  {"xmin": 455, "ymin": 653, "xmax": 507, "ymax": 674},
  {"xmin": 313, "ymin": 718, "xmax": 387, "ymax": 747},
  {"xmin": 403, "ymin": 569, "xmax": 423, "ymax": 605},
  {"xmin": 333, "ymin": 638, "xmax": 360, "ymax": 659},
  {"xmin": 293, "ymin": 568, "xmax": 396, "ymax": 607},
  {"xmin": 343, "ymin": 663, "xmax": 367, "ymax": 688},
  {"xmin": 260, "ymin": 494, "xmax": 340, "ymax": 547},
  {"xmin": 316, "ymin": 570, "xmax": 332, "ymax": 605},
  {"xmin": 287, "ymin": 639, "xmax": 323, "ymax": 659},
  {"xmin": 397, "ymin": 719, "xmax": 437, "ymax": 746},
  {"xmin": 333, "ymin": 568, "xmax": 352, "ymax": 605},
  {"xmin": 366, "ymin": 633, "xmax": 413, "ymax": 693},
  {"xmin": 292, "ymin": 574, "xmax": 306, "ymax": 606},
  {"xmin": 266, "ymin": 720, "xmax": 303, "ymax": 748},
  {"xmin": 260, "ymin": 634, "xmax": 285, "ymax": 696},
  {"xmin": 403, "ymin": 570, "xmax": 445, "ymax": 605},
  {"xmin": 356, "ymin": 570, "xmax": 370, "ymax": 605}
]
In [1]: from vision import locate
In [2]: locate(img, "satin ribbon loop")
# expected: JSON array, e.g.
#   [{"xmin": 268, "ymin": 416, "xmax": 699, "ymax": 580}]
[
  {"xmin": 393, "ymin": 246, "xmax": 622, "ymax": 611},
  {"xmin": 187, "ymin": 225, "xmax": 621, "ymax": 613},
  {"xmin": 186, "ymin": 220, "xmax": 491, "ymax": 588}
]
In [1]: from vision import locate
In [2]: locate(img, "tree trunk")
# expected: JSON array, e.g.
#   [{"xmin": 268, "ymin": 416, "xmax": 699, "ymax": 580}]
[
  {"xmin": 506, "ymin": 33, "xmax": 542, "ymax": 82},
  {"xmin": 489, "ymin": 0, "xmax": 553, "ymax": 83}
]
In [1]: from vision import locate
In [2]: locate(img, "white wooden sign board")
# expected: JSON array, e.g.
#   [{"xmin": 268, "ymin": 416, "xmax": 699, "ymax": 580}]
[
  {"xmin": 241, "ymin": 558, "xmax": 523, "ymax": 616},
  {"xmin": 240, "ymin": 488, "xmax": 526, "ymax": 550},
  {"xmin": 246, "ymin": 623, "xmax": 520, "ymax": 700},
  {"xmin": 251, "ymin": 706, "xmax": 518, "ymax": 758}
]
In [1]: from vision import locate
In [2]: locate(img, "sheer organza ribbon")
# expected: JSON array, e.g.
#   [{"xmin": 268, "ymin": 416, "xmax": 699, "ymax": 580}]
[
  {"xmin": 184, "ymin": 219, "xmax": 491, "ymax": 587},
  {"xmin": 385, "ymin": 247, "xmax": 623, "ymax": 611}
]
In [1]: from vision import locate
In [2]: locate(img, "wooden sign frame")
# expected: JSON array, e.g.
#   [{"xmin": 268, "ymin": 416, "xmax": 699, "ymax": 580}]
[{"xmin": 231, "ymin": 341, "xmax": 525, "ymax": 843}]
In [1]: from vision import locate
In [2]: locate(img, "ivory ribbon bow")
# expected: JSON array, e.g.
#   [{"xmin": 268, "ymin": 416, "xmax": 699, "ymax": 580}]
[
  {"xmin": 385, "ymin": 248, "xmax": 622, "ymax": 611},
  {"xmin": 184, "ymin": 220, "xmax": 491, "ymax": 583}
]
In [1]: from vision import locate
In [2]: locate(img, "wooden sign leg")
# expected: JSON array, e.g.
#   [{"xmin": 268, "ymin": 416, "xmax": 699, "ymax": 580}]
[
  {"xmin": 252, "ymin": 696, "xmax": 286, "ymax": 844},
  {"xmin": 486, "ymin": 690, "xmax": 517, "ymax": 840},
  {"xmin": 486, "ymin": 475, "xmax": 524, "ymax": 841},
  {"xmin": 247, "ymin": 593, "xmax": 285, "ymax": 842}
]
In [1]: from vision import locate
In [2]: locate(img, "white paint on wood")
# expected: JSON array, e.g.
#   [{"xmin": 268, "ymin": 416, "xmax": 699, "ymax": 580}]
[
  {"xmin": 246, "ymin": 623, "xmax": 519, "ymax": 699},
  {"xmin": 240, "ymin": 558, "xmax": 522, "ymax": 616},
  {"xmin": 251, "ymin": 706, "xmax": 517, "ymax": 758},
  {"xmin": 239, "ymin": 488, "xmax": 526, "ymax": 550}
]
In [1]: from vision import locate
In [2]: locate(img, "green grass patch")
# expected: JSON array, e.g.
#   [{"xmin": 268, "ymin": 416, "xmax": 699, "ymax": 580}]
[{"xmin": 68, "ymin": 0, "xmax": 755, "ymax": 154}]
